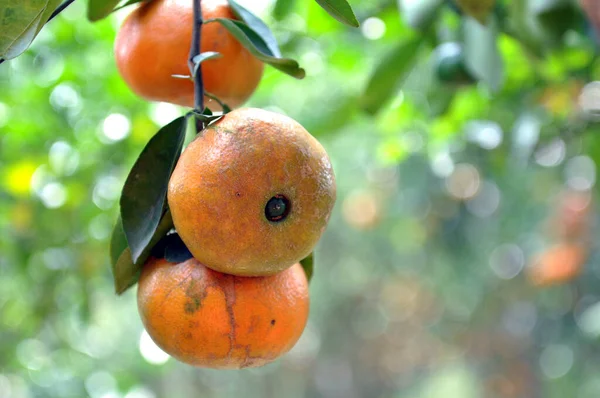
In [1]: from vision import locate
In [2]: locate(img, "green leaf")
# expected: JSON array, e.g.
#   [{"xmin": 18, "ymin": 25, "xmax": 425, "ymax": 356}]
[
  {"xmin": 120, "ymin": 116, "xmax": 187, "ymax": 263},
  {"xmin": 360, "ymin": 37, "xmax": 422, "ymax": 114},
  {"xmin": 398, "ymin": 0, "xmax": 444, "ymax": 31},
  {"xmin": 112, "ymin": 211, "xmax": 174, "ymax": 295},
  {"xmin": 314, "ymin": 0, "xmax": 359, "ymax": 27},
  {"xmin": 227, "ymin": 0, "xmax": 281, "ymax": 57},
  {"xmin": 463, "ymin": 16, "xmax": 504, "ymax": 91},
  {"xmin": 206, "ymin": 18, "xmax": 305, "ymax": 79},
  {"xmin": 192, "ymin": 51, "xmax": 223, "ymax": 77},
  {"xmin": 0, "ymin": 0, "xmax": 62, "ymax": 60},
  {"xmin": 300, "ymin": 252, "xmax": 314, "ymax": 282},
  {"xmin": 162, "ymin": 233, "xmax": 194, "ymax": 264},
  {"xmin": 87, "ymin": 0, "xmax": 120, "ymax": 21},
  {"xmin": 110, "ymin": 215, "xmax": 128, "ymax": 267},
  {"xmin": 273, "ymin": 0, "xmax": 297, "ymax": 20}
]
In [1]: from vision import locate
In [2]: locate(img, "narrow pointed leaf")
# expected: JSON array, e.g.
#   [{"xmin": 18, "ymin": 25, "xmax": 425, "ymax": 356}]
[
  {"xmin": 206, "ymin": 18, "xmax": 305, "ymax": 79},
  {"xmin": 120, "ymin": 116, "xmax": 187, "ymax": 263},
  {"xmin": 0, "ymin": 0, "xmax": 62, "ymax": 60},
  {"xmin": 192, "ymin": 51, "xmax": 223, "ymax": 76},
  {"xmin": 360, "ymin": 37, "xmax": 422, "ymax": 114},
  {"xmin": 227, "ymin": 0, "xmax": 281, "ymax": 57},
  {"xmin": 87, "ymin": 0, "xmax": 121, "ymax": 21},
  {"xmin": 110, "ymin": 215, "xmax": 128, "ymax": 267},
  {"xmin": 315, "ymin": 0, "xmax": 359, "ymax": 27},
  {"xmin": 300, "ymin": 252, "xmax": 314, "ymax": 282},
  {"xmin": 112, "ymin": 210, "xmax": 174, "ymax": 294}
]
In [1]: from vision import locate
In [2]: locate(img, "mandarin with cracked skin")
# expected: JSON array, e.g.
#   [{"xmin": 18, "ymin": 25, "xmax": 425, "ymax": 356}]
[{"xmin": 137, "ymin": 257, "xmax": 309, "ymax": 368}]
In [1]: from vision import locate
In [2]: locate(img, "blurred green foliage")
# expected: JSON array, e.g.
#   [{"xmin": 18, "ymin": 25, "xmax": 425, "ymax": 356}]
[{"xmin": 3, "ymin": 0, "xmax": 600, "ymax": 397}]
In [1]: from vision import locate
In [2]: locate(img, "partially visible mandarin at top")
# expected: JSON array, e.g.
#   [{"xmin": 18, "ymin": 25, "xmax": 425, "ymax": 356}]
[
  {"xmin": 167, "ymin": 108, "xmax": 337, "ymax": 276},
  {"xmin": 114, "ymin": 0, "xmax": 264, "ymax": 111}
]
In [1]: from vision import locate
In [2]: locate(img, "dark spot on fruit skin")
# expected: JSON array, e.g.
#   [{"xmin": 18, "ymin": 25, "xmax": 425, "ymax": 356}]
[
  {"xmin": 271, "ymin": 319, "xmax": 276, "ymax": 326},
  {"xmin": 184, "ymin": 297, "xmax": 202, "ymax": 314},
  {"xmin": 265, "ymin": 195, "xmax": 291, "ymax": 222},
  {"xmin": 236, "ymin": 192, "xmax": 241, "ymax": 197}
]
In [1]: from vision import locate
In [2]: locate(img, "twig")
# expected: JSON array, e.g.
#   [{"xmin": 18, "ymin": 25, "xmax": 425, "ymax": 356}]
[
  {"xmin": 0, "ymin": 0, "xmax": 77, "ymax": 65},
  {"xmin": 188, "ymin": 0, "xmax": 204, "ymax": 131}
]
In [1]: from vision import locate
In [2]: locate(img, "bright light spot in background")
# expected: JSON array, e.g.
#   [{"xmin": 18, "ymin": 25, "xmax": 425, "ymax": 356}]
[
  {"xmin": 42, "ymin": 247, "xmax": 74, "ymax": 270},
  {"xmin": 445, "ymin": 163, "xmax": 480, "ymax": 200},
  {"xmin": 576, "ymin": 301, "xmax": 600, "ymax": 338},
  {"xmin": 16, "ymin": 339, "xmax": 48, "ymax": 371},
  {"xmin": 150, "ymin": 103, "xmax": 182, "ymax": 126},
  {"xmin": 465, "ymin": 121, "xmax": 503, "ymax": 150},
  {"xmin": 535, "ymin": 138, "xmax": 565, "ymax": 167},
  {"xmin": 565, "ymin": 155, "xmax": 596, "ymax": 191},
  {"xmin": 49, "ymin": 141, "xmax": 80, "ymax": 176},
  {"xmin": 0, "ymin": 374, "xmax": 30, "ymax": 398},
  {"xmin": 0, "ymin": 374, "xmax": 11, "ymax": 397},
  {"xmin": 84, "ymin": 371, "xmax": 118, "ymax": 398},
  {"xmin": 579, "ymin": 81, "xmax": 600, "ymax": 119},
  {"xmin": 512, "ymin": 113, "xmax": 541, "ymax": 155},
  {"xmin": 50, "ymin": 83, "xmax": 81, "ymax": 109},
  {"xmin": 39, "ymin": 182, "xmax": 67, "ymax": 209},
  {"xmin": 89, "ymin": 214, "xmax": 113, "ymax": 241},
  {"xmin": 300, "ymin": 51, "xmax": 325, "ymax": 76},
  {"xmin": 466, "ymin": 180, "xmax": 501, "ymax": 218},
  {"xmin": 93, "ymin": 175, "xmax": 122, "ymax": 210},
  {"xmin": 361, "ymin": 17, "xmax": 386, "ymax": 40},
  {"xmin": 125, "ymin": 386, "xmax": 156, "ymax": 398},
  {"xmin": 435, "ymin": 42, "xmax": 461, "ymax": 60},
  {"xmin": 430, "ymin": 151, "xmax": 454, "ymax": 177},
  {"xmin": 489, "ymin": 244, "xmax": 524, "ymax": 280},
  {"xmin": 139, "ymin": 330, "xmax": 170, "ymax": 365},
  {"xmin": 540, "ymin": 344, "xmax": 574, "ymax": 379},
  {"xmin": 102, "ymin": 113, "xmax": 131, "ymax": 142}
]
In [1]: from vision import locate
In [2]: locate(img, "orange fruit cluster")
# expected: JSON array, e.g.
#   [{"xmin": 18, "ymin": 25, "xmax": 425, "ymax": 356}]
[
  {"xmin": 114, "ymin": 0, "xmax": 336, "ymax": 368},
  {"xmin": 137, "ymin": 108, "xmax": 335, "ymax": 368}
]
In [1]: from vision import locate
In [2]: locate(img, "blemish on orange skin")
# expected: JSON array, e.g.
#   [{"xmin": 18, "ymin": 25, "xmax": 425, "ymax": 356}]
[
  {"xmin": 168, "ymin": 108, "xmax": 337, "ymax": 276},
  {"xmin": 137, "ymin": 257, "xmax": 309, "ymax": 369}
]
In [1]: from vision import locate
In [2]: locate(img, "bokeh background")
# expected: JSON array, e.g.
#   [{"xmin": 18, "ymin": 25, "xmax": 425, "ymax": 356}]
[{"xmin": 3, "ymin": 0, "xmax": 600, "ymax": 397}]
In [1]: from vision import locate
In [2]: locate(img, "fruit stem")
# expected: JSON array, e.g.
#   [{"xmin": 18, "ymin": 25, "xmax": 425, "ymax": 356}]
[
  {"xmin": 0, "ymin": 0, "xmax": 76, "ymax": 66},
  {"xmin": 189, "ymin": 0, "xmax": 205, "ymax": 130}
]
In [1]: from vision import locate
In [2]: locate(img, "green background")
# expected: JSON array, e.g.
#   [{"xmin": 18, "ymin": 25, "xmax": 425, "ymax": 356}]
[{"xmin": 2, "ymin": 0, "xmax": 600, "ymax": 397}]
